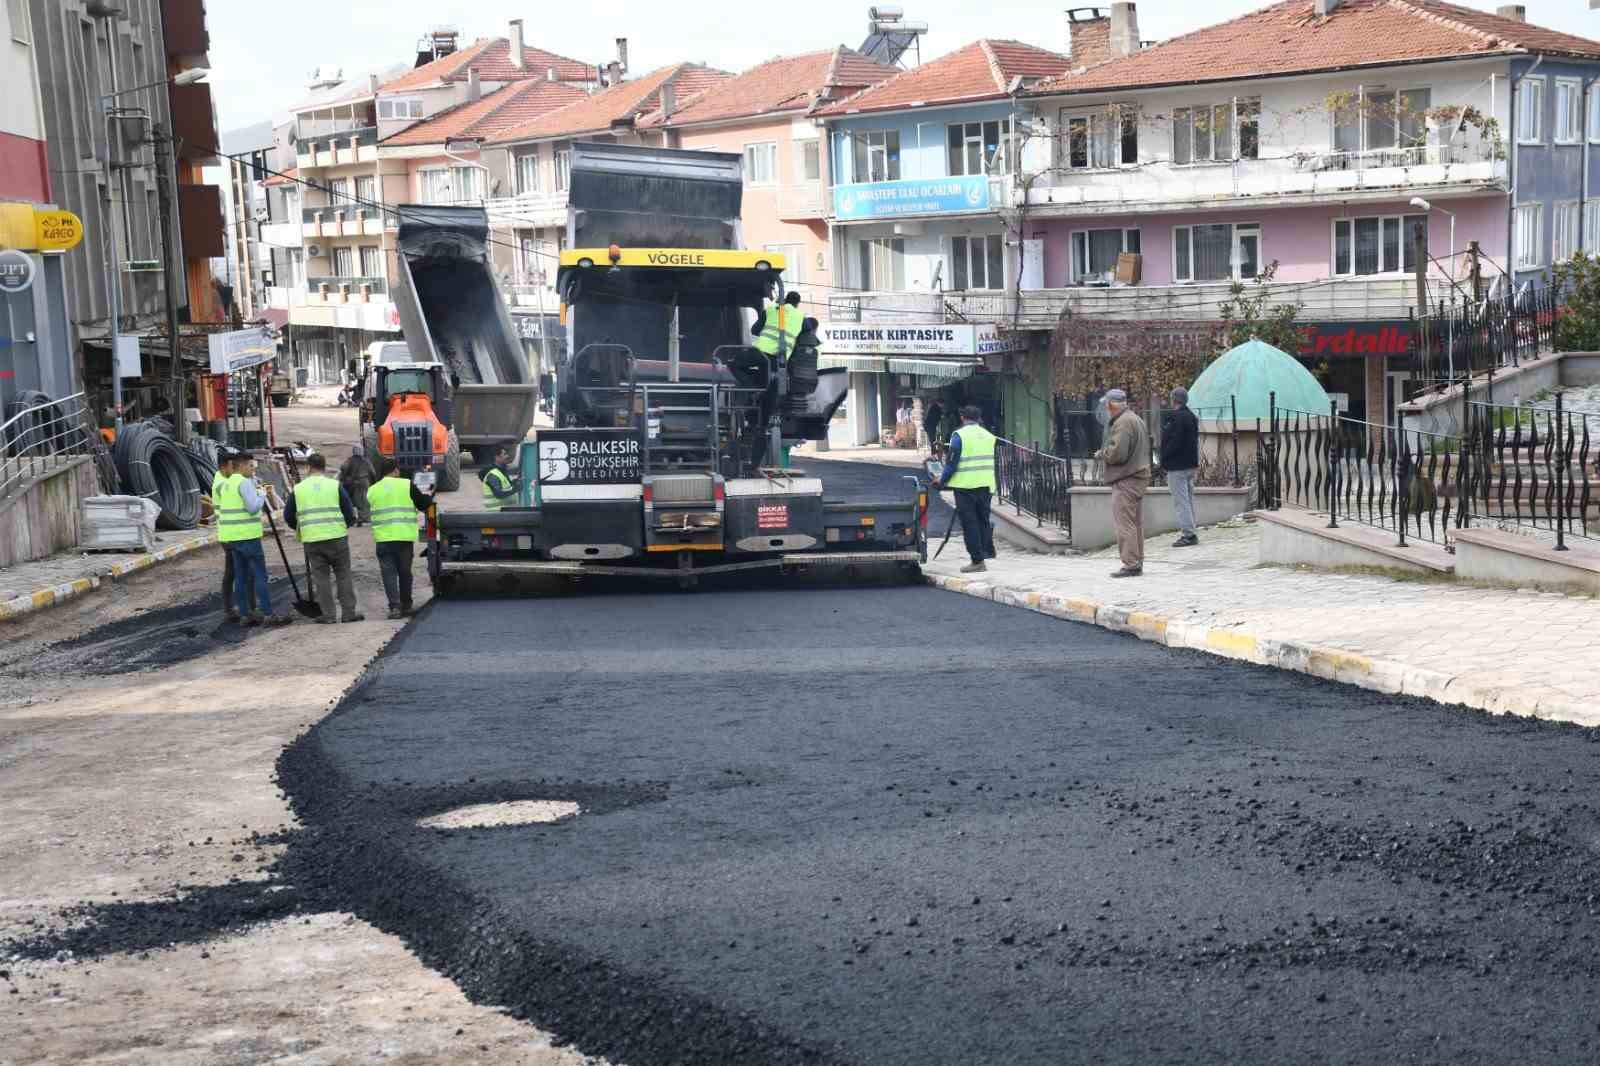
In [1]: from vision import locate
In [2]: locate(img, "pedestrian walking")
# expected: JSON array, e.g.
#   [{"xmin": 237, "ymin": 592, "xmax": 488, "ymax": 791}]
[
  {"xmin": 338, "ymin": 443, "xmax": 377, "ymax": 525},
  {"xmin": 1160, "ymin": 386, "xmax": 1201, "ymax": 548},
  {"xmin": 216, "ymin": 452, "xmax": 290, "ymax": 625},
  {"xmin": 922, "ymin": 399, "xmax": 944, "ymax": 455},
  {"xmin": 367, "ymin": 457, "xmax": 434, "ymax": 619},
  {"xmin": 480, "ymin": 444, "xmax": 520, "ymax": 511},
  {"xmin": 284, "ymin": 453, "xmax": 364, "ymax": 624},
  {"xmin": 1094, "ymin": 388, "xmax": 1151, "ymax": 578},
  {"xmin": 936, "ymin": 405, "xmax": 997, "ymax": 574}
]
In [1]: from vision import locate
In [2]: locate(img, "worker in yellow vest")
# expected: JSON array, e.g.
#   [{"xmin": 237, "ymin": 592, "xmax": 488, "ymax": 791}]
[
  {"xmin": 753, "ymin": 291, "xmax": 803, "ymax": 359},
  {"xmin": 211, "ymin": 449, "xmax": 240, "ymax": 622},
  {"xmin": 284, "ymin": 452, "xmax": 363, "ymax": 623},
  {"xmin": 935, "ymin": 405, "xmax": 998, "ymax": 574},
  {"xmin": 367, "ymin": 457, "xmax": 434, "ymax": 619},
  {"xmin": 480, "ymin": 444, "xmax": 519, "ymax": 511},
  {"xmin": 215, "ymin": 451, "xmax": 288, "ymax": 625}
]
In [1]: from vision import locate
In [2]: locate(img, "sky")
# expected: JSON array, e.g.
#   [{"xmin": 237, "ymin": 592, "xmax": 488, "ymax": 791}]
[{"xmin": 208, "ymin": 0, "xmax": 1600, "ymax": 132}]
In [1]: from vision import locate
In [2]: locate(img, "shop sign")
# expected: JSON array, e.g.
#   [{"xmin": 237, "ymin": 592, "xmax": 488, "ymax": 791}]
[
  {"xmin": 34, "ymin": 210, "xmax": 84, "ymax": 252},
  {"xmin": 1297, "ymin": 321, "xmax": 1414, "ymax": 359},
  {"xmin": 832, "ymin": 175, "xmax": 990, "ymax": 221},
  {"xmin": 820, "ymin": 322, "xmax": 1024, "ymax": 357},
  {"xmin": 207, "ymin": 327, "xmax": 276, "ymax": 374},
  {"xmin": 0, "ymin": 250, "xmax": 35, "ymax": 294}
]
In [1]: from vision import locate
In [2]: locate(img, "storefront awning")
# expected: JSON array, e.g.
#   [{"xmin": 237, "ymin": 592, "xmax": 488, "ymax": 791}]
[{"xmin": 819, "ymin": 354, "xmax": 982, "ymax": 382}]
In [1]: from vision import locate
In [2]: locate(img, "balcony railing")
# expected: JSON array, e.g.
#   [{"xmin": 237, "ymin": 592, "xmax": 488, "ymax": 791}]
[
  {"xmin": 307, "ymin": 275, "xmax": 387, "ymax": 298},
  {"xmin": 1026, "ymin": 142, "xmax": 1505, "ymax": 212},
  {"xmin": 486, "ymin": 190, "xmax": 569, "ymax": 229},
  {"xmin": 777, "ymin": 182, "xmax": 825, "ymax": 219},
  {"xmin": 294, "ymin": 126, "xmax": 379, "ymax": 169}
]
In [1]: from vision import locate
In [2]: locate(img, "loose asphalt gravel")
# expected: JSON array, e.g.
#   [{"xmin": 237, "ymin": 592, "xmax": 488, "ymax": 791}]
[{"xmin": 14, "ymin": 460, "xmax": 1600, "ymax": 1065}]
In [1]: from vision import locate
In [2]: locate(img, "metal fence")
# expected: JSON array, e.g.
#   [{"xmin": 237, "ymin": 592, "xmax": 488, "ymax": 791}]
[
  {"xmin": 995, "ymin": 436, "xmax": 1074, "ymax": 531},
  {"xmin": 1408, "ymin": 284, "xmax": 1562, "ymax": 393},
  {"xmin": 1, "ymin": 392, "xmax": 100, "ymax": 503},
  {"xmin": 1463, "ymin": 395, "xmax": 1598, "ymax": 547}
]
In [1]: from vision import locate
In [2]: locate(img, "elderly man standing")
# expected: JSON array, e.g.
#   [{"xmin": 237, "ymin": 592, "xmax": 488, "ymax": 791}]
[
  {"xmin": 1160, "ymin": 386, "xmax": 1202, "ymax": 547},
  {"xmin": 1095, "ymin": 388, "xmax": 1151, "ymax": 578}
]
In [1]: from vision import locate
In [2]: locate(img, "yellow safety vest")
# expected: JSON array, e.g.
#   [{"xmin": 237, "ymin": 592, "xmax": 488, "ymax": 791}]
[
  {"xmin": 367, "ymin": 476, "xmax": 419, "ymax": 543},
  {"xmin": 946, "ymin": 424, "xmax": 998, "ymax": 492},
  {"xmin": 215, "ymin": 473, "xmax": 263, "ymax": 543},
  {"xmin": 481, "ymin": 467, "xmax": 512, "ymax": 512},
  {"xmin": 292, "ymin": 475, "xmax": 348, "ymax": 543},
  {"xmin": 754, "ymin": 304, "xmax": 802, "ymax": 357}
]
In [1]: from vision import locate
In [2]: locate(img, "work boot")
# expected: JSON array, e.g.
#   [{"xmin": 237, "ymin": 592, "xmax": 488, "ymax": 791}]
[
  {"xmin": 386, "ymin": 606, "xmax": 402, "ymax": 620},
  {"xmin": 960, "ymin": 561, "xmax": 987, "ymax": 574},
  {"xmin": 1111, "ymin": 567, "xmax": 1143, "ymax": 578},
  {"xmin": 400, "ymin": 602, "xmax": 414, "ymax": 616},
  {"xmin": 266, "ymin": 614, "xmax": 293, "ymax": 626},
  {"xmin": 313, "ymin": 617, "xmax": 335, "ymax": 625},
  {"xmin": 341, "ymin": 612, "xmax": 366, "ymax": 624},
  {"xmin": 1173, "ymin": 533, "xmax": 1199, "ymax": 548},
  {"xmin": 243, "ymin": 611, "xmax": 264, "ymax": 627},
  {"xmin": 223, "ymin": 608, "xmax": 240, "ymax": 623}
]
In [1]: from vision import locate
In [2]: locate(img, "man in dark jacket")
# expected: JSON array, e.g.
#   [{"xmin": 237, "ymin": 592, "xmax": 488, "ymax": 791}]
[{"xmin": 1160, "ymin": 386, "xmax": 1201, "ymax": 547}]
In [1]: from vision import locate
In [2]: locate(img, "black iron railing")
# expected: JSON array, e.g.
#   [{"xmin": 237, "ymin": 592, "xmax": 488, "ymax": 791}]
[
  {"xmin": 1462, "ymin": 394, "xmax": 1598, "ymax": 547},
  {"xmin": 995, "ymin": 437, "xmax": 1073, "ymax": 531},
  {"xmin": 1408, "ymin": 284, "xmax": 1562, "ymax": 394}
]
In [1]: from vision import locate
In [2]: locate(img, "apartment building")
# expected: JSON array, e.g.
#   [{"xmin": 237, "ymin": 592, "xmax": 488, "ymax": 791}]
[
  {"xmin": 274, "ymin": 23, "xmax": 601, "ymax": 382},
  {"xmin": 637, "ymin": 47, "xmax": 898, "ymax": 321},
  {"xmin": 1013, "ymin": 0, "xmax": 1600, "ymax": 422},
  {"xmin": 812, "ymin": 39, "xmax": 1071, "ymax": 445}
]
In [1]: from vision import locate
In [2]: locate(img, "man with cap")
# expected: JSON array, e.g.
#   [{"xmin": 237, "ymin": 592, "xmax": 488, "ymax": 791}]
[
  {"xmin": 1159, "ymin": 386, "xmax": 1201, "ymax": 548},
  {"xmin": 338, "ymin": 442, "xmax": 377, "ymax": 526},
  {"xmin": 935, "ymin": 405, "xmax": 998, "ymax": 573},
  {"xmin": 284, "ymin": 453, "xmax": 364, "ymax": 624},
  {"xmin": 753, "ymin": 291, "xmax": 804, "ymax": 359},
  {"xmin": 1094, "ymin": 388, "xmax": 1151, "ymax": 578}
]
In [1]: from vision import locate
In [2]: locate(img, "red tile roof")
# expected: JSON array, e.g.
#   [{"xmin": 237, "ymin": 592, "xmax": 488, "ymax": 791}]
[
  {"xmin": 641, "ymin": 48, "xmax": 897, "ymax": 128},
  {"xmin": 381, "ymin": 81, "xmax": 588, "ymax": 146},
  {"xmin": 488, "ymin": 64, "xmax": 732, "ymax": 144},
  {"xmin": 1030, "ymin": 0, "xmax": 1600, "ymax": 96},
  {"xmin": 379, "ymin": 38, "xmax": 596, "ymax": 93},
  {"xmin": 262, "ymin": 167, "xmax": 298, "ymax": 187},
  {"xmin": 815, "ymin": 40, "xmax": 1070, "ymax": 116}
]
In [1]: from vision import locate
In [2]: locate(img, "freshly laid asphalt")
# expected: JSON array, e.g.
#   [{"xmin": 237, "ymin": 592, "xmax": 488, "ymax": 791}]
[{"xmin": 279, "ymin": 579, "xmax": 1600, "ymax": 1066}]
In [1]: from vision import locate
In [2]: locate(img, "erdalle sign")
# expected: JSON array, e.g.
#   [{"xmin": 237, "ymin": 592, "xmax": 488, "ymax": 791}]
[{"xmin": 1297, "ymin": 321, "xmax": 1415, "ymax": 359}]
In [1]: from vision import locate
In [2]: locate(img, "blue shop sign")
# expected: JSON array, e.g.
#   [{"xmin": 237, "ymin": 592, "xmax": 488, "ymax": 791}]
[{"xmin": 833, "ymin": 175, "xmax": 990, "ymax": 220}]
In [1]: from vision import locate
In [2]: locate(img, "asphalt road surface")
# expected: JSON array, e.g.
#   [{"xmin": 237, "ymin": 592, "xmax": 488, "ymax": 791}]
[{"xmin": 275, "ymin": 581, "xmax": 1600, "ymax": 1066}]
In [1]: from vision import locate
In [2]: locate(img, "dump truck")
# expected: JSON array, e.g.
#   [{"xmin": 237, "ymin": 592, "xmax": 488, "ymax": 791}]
[
  {"xmin": 426, "ymin": 143, "xmax": 926, "ymax": 591},
  {"xmin": 375, "ymin": 204, "xmax": 539, "ymax": 491}
]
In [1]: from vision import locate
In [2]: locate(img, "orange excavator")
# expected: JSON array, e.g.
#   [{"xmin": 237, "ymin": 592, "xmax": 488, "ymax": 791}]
[{"xmin": 359, "ymin": 363, "xmax": 462, "ymax": 491}]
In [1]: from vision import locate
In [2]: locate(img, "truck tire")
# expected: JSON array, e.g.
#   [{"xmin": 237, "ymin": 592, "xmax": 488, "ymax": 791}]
[{"xmin": 439, "ymin": 430, "xmax": 462, "ymax": 492}]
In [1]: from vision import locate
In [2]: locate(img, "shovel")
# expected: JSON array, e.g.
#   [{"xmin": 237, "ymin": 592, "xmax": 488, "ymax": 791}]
[
  {"xmin": 263, "ymin": 505, "xmax": 323, "ymax": 619},
  {"xmin": 924, "ymin": 458, "xmax": 960, "ymax": 561}
]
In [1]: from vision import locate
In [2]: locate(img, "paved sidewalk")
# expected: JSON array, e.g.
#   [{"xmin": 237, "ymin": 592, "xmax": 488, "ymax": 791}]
[
  {"xmin": 0, "ymin": 529, "xmax": 217, "ymax": 622},
  {"xmin": 926, "ymin": 519, "xmax": 1600, "ymax": 725}
]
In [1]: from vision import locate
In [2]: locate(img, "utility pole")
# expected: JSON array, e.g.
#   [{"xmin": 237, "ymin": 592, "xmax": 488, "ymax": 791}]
[
  {"xmin": 1467, "ymin": 240, "xmax": 1483, "ymax": 304},
  {"xmin": 152, "ymin": 124, "xmax": 187, "ymax": 445},
  {"xmin": 1412, "ymin": 221, "xmax": 1430, "ymax": 383}
]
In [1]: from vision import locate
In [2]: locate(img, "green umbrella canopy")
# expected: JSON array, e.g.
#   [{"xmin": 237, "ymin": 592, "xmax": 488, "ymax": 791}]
[{"xmin": 1187, "ymin": 339, "xmax": 1331, "ymax": 421}]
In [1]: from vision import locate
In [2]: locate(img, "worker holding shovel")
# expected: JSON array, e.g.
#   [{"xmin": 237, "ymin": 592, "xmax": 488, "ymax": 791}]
[{"xmin": 217, "ymin": 452, "xmax": 292, "ymax": 626}]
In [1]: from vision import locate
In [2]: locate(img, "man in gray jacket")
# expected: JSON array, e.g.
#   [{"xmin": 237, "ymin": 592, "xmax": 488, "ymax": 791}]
[{"xmin": 1095, "ymin": 388, "xmax": 1151, "ymax": 577}]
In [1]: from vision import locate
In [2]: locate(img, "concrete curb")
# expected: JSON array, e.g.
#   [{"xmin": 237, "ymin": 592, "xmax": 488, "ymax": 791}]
[
  {"xmin": 0, "ymin": 533, "xmax": 219, "ymax": 623},
  {"xmin": 925, "ymin": 571, "xmax": 1600, "ymax": 728}
]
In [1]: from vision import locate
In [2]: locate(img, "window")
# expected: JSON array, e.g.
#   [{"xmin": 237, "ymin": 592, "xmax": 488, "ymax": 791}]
[
  {"xmin": 1332, "ymin": 214, "xmax": 1427, "ymax": 276},
  {"xmin": 1333, "ymin": 87, "xmax": 1430, "ymax": 155},
  {"xmin": 949, "ymin": 234, "xmax": 1005, "ymax": 291},
  {"xmin": 516, "ymin": 231, "xmax": 538, "ymax": 282},
  {"xmin": 1060, "ymin": 108, "xmax": 1133, "ymax": 170},
  {"xmin": 764, "ymin": 242, "xmax": 805, "ymax": 283},
  {"xmin": 450, "ymin": 164, "xmax": 484, "ymax": 202},
  {"xmin": 1585, "ymin": 202, "xmax": 1600, "ymax": 255},
  {"xmin": 9, "ymin": 0, "xmax": 30, "ymax": 43},
  {"xmin": 419, "ymin": 168, "xmax": 450, "ymax": 204},
  {"xmin": 554, "ymin": 147, "xmax": 571, "ymax": 191},
  {"xmin": 1173, "ymin": 223, "xmax": 1259, "ymax": 282},
  {"xmin": 1513, "ymin": 203, "xmax": 1543, "ymax": 270},
  {"xmin": 743, "ymin": 142, "xmax": 777, "ymax": 185},
  {"xmin": 1171, "ymin": 99, "xmax": 1259, "ymax": 164},
  {"xmin": 856, "ymin": 237, "xmax": 905, "ymax": 289},
  {"xmin": 359, "ymin": 245, "xmax": 382, "ymax": 277},
  {"xmin": 378, "ymin": 97, "xmax": 425, "ymax": 121},
  {"xmin": 515, "ymin": 151, "xmax": 540, "ymax": 194},
  {"xmin": 1518, "ymin": 77, "xmax": 1544, "ymax": 144},
  {"xmin": 328, "ymin": 178, "xmax": 350, "ymax": 206},
  {"xmin": 851, "ymin": 130, "xmax": 900, "ymax": 182},
  {"xmin": 947, "ymin": 119, "xmax": 1012, "ymax": 176},
  {"xmin": 420, "ymin": 166, "xmax": 482, "ymax": 203},
  {"xmin": 1070, "ymin": 228, "xmax": 1140, "ymax": 283},
  {"xmin": 1552, "ymin": 201, "xmax": 1580, "ymax": 262},
  {"xmin": 1554, "ymin": 79, "xmax": 1583, "ymax": 144},
  {"xmin": 354, "ymin": 175, "xmax": 375, "ymax": 207},
  {"xmin": 796, "ymin": 140, "xmax": 821, "ymax": 183},
  {"xmin": 333, "ymin": 246, "xmax": 356, "ymax": 277},
  {"xmin": 1591, "ymin": 86, "xmax": 1600, "ymax": 143}
]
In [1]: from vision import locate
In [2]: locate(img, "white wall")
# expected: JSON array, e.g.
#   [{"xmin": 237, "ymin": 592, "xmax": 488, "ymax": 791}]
[{"xmin": 1, "ymin": 2, "xmax": 44, "ymax": 144}]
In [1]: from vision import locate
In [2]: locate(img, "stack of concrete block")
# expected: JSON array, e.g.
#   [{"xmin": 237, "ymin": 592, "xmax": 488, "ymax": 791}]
[{"xmin": 80, "ymin": 495, "xmax": 160, "ymax": 553}]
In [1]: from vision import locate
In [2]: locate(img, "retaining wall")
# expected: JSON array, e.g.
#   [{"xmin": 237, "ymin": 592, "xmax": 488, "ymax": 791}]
[
  {"xmin": 1069, "ymin": 485, "xmax": 1251, "ymax": 551},
  {"xmin": 0, "ymin": 457, "xmax": 98, "ymax": 568}
]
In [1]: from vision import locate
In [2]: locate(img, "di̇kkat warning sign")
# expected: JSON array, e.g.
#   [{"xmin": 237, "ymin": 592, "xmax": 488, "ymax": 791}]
[{"xmin": 536, "ymin": 430, "xmax": 642, "ymax": 484}]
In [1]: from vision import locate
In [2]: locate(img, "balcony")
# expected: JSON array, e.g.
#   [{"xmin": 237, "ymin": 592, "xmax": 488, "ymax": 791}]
[
  {"xmin": 777, "ymin": 183, "xmax": 825, "ymax": 220},
  {"xmin": 301, "ymin": 206, "xmax": 385, "ymax": 238},
  {"xmin": 486, "ymin": 190, "xmax": 569, "ymax": 231},
  {"xmin": 307, "ymin": 276, "xmax": 388, "ymax": 304},
  {"xmin": 259, "ymin": 221, "xmax": 302, "ymax": 248},
  {"xmin": 1026, "ymin": 143, "xmax": 1507, "ymax": 216},
  {"xmin": 939, "ymin": 277, "xmax": 1419, "ymax": 329},
  {"xmin": 267, "ymin": 285, "xmax": 306, "ymax": 309},
  {"xmin": 295, "ymin": 127, "xmax": 379, "ymax": 171}
]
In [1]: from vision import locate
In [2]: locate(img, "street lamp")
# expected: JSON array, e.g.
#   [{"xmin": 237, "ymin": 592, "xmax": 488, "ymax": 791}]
[
  {"xmin": 1411, "ymin": 196, "xmax": 1458, "ymax": 380},
  {"xmin": 97, "ymin": 63, "xmax": 209, "ymax": 428}
]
